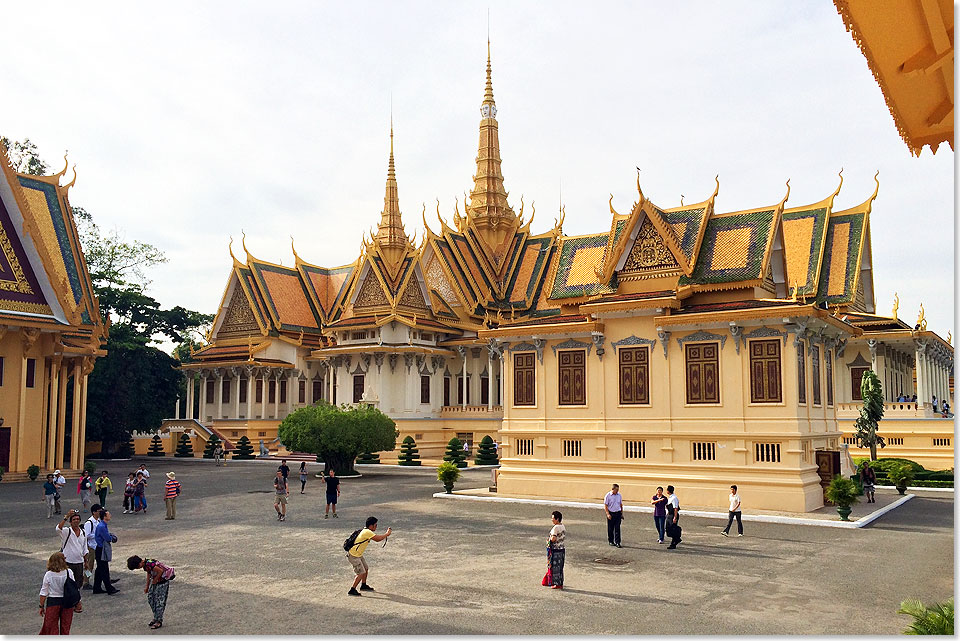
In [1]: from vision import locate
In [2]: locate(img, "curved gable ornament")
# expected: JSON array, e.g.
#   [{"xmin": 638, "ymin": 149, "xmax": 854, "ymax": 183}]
[
  {"xmin": 611, "ymin": 335, "xmax": 657, "ymax": 353},
  {"xmin": 508, "ymin": 339, "xmax": 544, "ymax": 363},
  {"xmin": 675, "ymin": 329, "xmax": 727, "ymax": 350},
  {"xmin": 744, "ymin": 326, "xmax": 788, "ymax": 345},
  {"xmin": 551, "ymin": 338, "xmax": 593, "ymax": 357}
]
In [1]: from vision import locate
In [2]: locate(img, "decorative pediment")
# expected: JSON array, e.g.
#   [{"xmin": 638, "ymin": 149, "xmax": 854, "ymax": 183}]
[
  {"xmin": 551, "ymin": 337, "xmax": 593, "ymax": 357},
  {"xmin": 508, "ymin": 339, "xmax": 544, "ymax": 363},
  {"xmin": 611, "ymin": 335, "xmax": 657, "ymax": 353},
  {"xmin": 398, "ymin": 277, "xmax": 428, "ymax": 311},
  {"xmin": 620, "ymin": 216, "xmax": 682, "ymax": 276},
  {"xmin": 355, "ymin": 269, "xmax": 388, "ymax": 308},
  {"xmin": 217, "ymin": 287, "xmax": 260, "ymax": 339},
  {"xmin": 676, "ymin": 329, "xmax": 727, "ymax": 350},
  {"xmin": 744, "ymin": 326, "xmax": 788, "ymax": 345}
]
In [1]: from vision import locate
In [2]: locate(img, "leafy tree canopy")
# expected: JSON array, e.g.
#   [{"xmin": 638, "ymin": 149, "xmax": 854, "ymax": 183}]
[{"xmin": 278, "ymin": 403, "xmax": 397, "ymax": 475}]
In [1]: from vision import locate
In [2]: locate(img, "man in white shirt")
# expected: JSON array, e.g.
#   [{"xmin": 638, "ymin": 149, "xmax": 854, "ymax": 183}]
[
  {"xmin": 603, "ymin": 484, "xmax": 624, "ymax": 547},
  {"xmin": 57, "ymin": 510, "xmax": 87, "ymax": 592},
  {"xmin": 137, "ymin": 464, "xmax": 150, "ymax": 479},
  {"xmin": 53, "ymin": 470, "xmax": 66, "ymax": 515},
  {"xmin": 721, "ymin": 484, "xmax": 743, "ymax": 537},
  {"xmin": 665, "ymin": 485, "xmax": 682, "ymax": 549},
  {"xmin": 81, "ymin": 505, "xmax": 102, "ymax": 589}
]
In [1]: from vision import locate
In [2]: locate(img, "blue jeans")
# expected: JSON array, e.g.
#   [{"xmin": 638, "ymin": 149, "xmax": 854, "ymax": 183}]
[
  {"xmin": 653, "ymin": 515, "xmax": 666, "ymax": 541},
  {"xmin": 134, "ymin": 495, "xmax": 147, "ymax": 511}
]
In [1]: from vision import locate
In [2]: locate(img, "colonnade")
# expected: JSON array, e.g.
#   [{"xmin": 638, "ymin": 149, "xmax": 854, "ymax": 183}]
[
  {"xmin": 914, "ymin": 339, "xmax": 953, "ymax": 408},
  {"xmin": 39, "ymin": 355, "xmax": 93, "ymax": 472}
]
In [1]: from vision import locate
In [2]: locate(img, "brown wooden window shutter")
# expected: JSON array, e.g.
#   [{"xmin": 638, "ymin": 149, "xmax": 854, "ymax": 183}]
[
  {"xmin": 558, "ymin": 350, "xmax": 586, "ymax": 405},
  {"xmin": 619, "ymin": 346, "xmax": 650, "ymax": 405},
  {"xmin": 749, "ymin": 339, "xmax": 782, "ymax": 403},
  {"xmin": 797, "ymin": 340, "xmax": 807, "ymax": 404},
  {"xmin": 685, "ymin": 343, "xmax": 719, "ymax": 404},
  {"xmin": 811, "ymin": 345, "xmax": 821, "ymax": 405},
  {"xmin": 513, "ymin": 353, "xmax": 536, "ymax": 406}
]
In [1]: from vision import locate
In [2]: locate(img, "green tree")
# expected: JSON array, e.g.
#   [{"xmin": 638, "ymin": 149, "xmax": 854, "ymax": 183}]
[
  {"xmin": 898, "ymin": 599, "xmax": 954, "ymax": 635},
  {"xmin": 0, "ymin": 137, "xmax": 50, "ymax": 175},
  {"xmin": 853, "ymin": 370, "xmax": 886, "ymax": 460},
  {"xmin": 147, "ymin": 435, "xmax": 165, "ymax": 457},
  {"xmin": 232, "ymin": 436, "xmax": 255, "ymax": 460},
  {"xmin": 202, "ymin": 434, "xmax": 221, "ymax": 459},
  {"xmin": 278, "ymin": 402, "xmax": 397, "ymax": 475},
  {"xmin": 443, "ymin": 437, "xmax": 467, "ymax": 468},
  {"xmin": 397, "ymin": 436, "xmax": 421, "ymax": 466},
  {"xmin": 474, "ymin": 435, "xmax": 499, "ymax": 465},
  {"xmin": 174, "ymin": 433, "xmax": 195, "ymax": 458}
]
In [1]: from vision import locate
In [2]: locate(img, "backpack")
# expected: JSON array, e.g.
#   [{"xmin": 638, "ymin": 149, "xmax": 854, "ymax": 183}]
[{"xmin": 343, "ymin": 529, "xmax": 363, "ymax": 552}]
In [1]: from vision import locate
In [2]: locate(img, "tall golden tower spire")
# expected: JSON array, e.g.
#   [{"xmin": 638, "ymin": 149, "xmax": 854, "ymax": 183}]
[
  {"xmin": 373, "ymin": 120, "xmax": 414, "ymax": 279},
  {"xmin": 467, "ymin": 39, "xmax": 518, "ymax": 264}
]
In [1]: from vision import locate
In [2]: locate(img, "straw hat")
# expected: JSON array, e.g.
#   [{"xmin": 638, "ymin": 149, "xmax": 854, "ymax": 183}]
[{"xmin": 166, "ymin": 472, "xmax": 176, "ymax": 479}]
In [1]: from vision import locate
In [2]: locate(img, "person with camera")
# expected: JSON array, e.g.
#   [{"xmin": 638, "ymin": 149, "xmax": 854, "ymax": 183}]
[
  {"xmin": 93, "ymin": 510, "xmax": 120, "ymax": 595},
  {"xmin": 345, "ymin": 516, "xmax": 392, "ymax": 596},
  {"xmin": 56, "ymin": 510, "xmax": 86, "ymax": 610}
]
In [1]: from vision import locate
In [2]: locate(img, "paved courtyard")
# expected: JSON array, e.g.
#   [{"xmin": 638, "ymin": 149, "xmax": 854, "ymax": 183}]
[{"xmin": 0, "ymin": 457, "xmax": 952, "ymax": 635}]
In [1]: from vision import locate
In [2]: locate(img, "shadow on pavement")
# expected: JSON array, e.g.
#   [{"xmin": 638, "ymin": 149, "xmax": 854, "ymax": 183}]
[
  {"xmin": 559, "ymin": 587, "xmax": 673, "ymax": 605},
  {"xmin": 369, "ymin": 591, "xmax": 482, "ymax": 609}
]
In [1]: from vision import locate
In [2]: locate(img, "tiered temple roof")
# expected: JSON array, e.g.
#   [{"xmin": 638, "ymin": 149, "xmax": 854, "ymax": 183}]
[{"xmin": 198, "ymin": 46, "xmax": 887, "ymax": 355}]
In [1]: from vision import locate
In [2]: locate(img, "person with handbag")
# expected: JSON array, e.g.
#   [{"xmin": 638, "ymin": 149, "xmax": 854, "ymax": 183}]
[
  {"xmin": 547, "ymin": 511, "xmax": 565, "ymax": 589},
  {"xmin": 93, "ymin": 511, "xmax": 119, "ymax": 595},
  {"xmin": 55, "ymin": 511, "xmax": 85, "ymax": 615},
  {"xmin": 39, "ymin": 552, "xmax": 81, "ymax": 634},
  {"xmin": 94, "ymin": 471, "xmax": 113, "ymax": 509}
]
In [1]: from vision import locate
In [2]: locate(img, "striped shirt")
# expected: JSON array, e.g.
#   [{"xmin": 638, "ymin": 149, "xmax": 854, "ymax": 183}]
[{"xmin": 164, "ymin": 479, "xmax": 181, "ymax": 499}]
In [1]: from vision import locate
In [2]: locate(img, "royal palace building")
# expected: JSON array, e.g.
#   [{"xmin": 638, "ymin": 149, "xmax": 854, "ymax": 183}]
[
  {"xmin": 0, "ymin": 148, "xmax": 106, "ymax": 477},
  {"xmin": 182, "ymin": 49, "xmax": 953, "ymax": 511}
]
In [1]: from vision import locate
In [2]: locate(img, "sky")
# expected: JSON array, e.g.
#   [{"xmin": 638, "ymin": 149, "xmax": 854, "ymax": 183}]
[{"xmin": 1, "ymin": 2, "xmax": 954, "ymax": 349}]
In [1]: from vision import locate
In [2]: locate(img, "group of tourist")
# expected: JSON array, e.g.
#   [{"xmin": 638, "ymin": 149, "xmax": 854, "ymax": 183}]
[
  {"xmin": 273, "ymin": 460, "xmax": 341, "ymax": 522},
  {"xmin": 543, "ymin": 483, "xmax": 745, "ymax": 590},
  {"xmin": 39, "ymin": 464, "xmax": 181, "ymax": 634}
]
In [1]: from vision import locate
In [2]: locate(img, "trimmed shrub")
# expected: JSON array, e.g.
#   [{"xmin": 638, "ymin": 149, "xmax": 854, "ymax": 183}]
[
  {"xmin": 116, "ymin": 433, "xmax": 134, "ymax": 458},
  {"xmin": 147, "ymin": 434, "xmax": 165, "ymax": 457},
  {"xmin": 397, "ymin": 436, "xmax": 421, "ymax": 466},
  {"xmin": 84, "ymin": 460, "xmax": 98, "ymax": 474},
  {"xmin": 202, "ymin": 434, "xmax": 221, "ymax": 459},
  {"xmin": 174, "ymin": 433, "xmax": 195, "ymax": 458},
  {"xmin": 232, "ymin": 436, "xmax": 255, "ymax": 460},
  {"xmin": 27, "ymin": 464, "xmax": 40, "ymax": 481},
  {"xmin": 356, "ymin": 450, "xmax": 381, "ymax": 464},
  {"xmin": 474, "ymin": 435, "xmax": 499, "ymax": 465},
  {"xmin": 443, "ymin": 437, "xmax": 467, "ymax": 468},
  {"xmin": 855, "ymin": 457, "xmax": 925, "ymax": 474}
]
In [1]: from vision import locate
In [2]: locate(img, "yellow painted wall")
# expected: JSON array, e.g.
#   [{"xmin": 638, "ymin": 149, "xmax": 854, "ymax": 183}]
[{"xmin": 497, "ymin": 316, "xmax": 842, "ymax": 512}]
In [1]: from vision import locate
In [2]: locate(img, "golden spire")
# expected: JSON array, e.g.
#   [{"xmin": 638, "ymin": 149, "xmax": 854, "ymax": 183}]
[
  {"xmin": 374, "ymin": 119, "xmax": 411, "ymax": 253},
  {"xmin": 466, "ymin": 39, "xmax": 517, "ymax": 257}
]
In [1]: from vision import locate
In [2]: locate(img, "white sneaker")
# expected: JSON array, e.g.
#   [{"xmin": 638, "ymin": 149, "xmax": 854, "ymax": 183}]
[{"xmin": 737, "ymin": 534, "xmax": 743, "ymax": 537}]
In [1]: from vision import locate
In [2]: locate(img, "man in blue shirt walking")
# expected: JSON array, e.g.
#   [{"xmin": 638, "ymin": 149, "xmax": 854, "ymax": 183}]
[{"xmin": 93, "ymin": 511, "xmax": 119, "ymax": 594}]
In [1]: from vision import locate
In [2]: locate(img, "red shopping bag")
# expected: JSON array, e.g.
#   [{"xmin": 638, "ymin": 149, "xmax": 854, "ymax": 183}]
[{"xmin": 542, "ymin": 569, "xmax": 552, "ymax": 586}]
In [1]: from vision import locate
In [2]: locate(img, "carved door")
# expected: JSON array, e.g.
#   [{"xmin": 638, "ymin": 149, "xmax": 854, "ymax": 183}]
[{"xmin": 816, "ymin": 450, "xmax": 841, "ymax": 501}]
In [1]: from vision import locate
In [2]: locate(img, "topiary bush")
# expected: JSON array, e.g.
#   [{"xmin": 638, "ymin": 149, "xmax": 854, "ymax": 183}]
[
  {"xmin": 84, "ymin": 460, "xmax": 97, "ymax": 474},
  {"xmin": 202, "ymin": 434, "xmax": 221, "ymax": 459},
  {"xmin": 174, "ymin": 433, "xmax": 195, "ymax": 458},
  {"xmin": 356, "ymin": 450, "xmax": 380, "ymax": 464},
  {"xmin": 147, "ymin": 435, "xmax": 165, "ymax": 457},
  {"xmin": 232, "ymin": 435, "xmax": 255, "ymax": 460},
  {"xmin": 474, "ymin": 435, "xmax": 499, "ymax": 465},
  {"xmin": 855, "ymin": 457, "xmax": 925, "ymax": 474},
  {"xmin": 397, "ymin": 436, "xmax": 421, "ymax": 466},
  {"xmin": 116, "ymin": 433, "xmax": 134, "ymax": 458},
  {"xmin": 443, "ymin": 437, "xmax": 467, "ymax": 468},
  {"xmin": 27, "ymin": 464, "xmax": 40, "ymax": 481}
]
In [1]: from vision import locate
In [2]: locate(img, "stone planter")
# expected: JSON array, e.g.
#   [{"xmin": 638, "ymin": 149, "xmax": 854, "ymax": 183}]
[
  {"xmin": 837, "ymin": 505, "xmax": 853, "ymax": 521},
  {"xmin": 443, "ymin": 482, "xmax": 454, "ymax": 494},
  {"xmin": 896, "ymin": 484, "xmax": 907, "ymax": 495}
]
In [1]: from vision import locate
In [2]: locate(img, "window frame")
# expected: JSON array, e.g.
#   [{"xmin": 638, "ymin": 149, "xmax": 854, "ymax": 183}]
[
  {"xmin": 557, "ymin": 349, "xmax": 587, "ymax": 407},
  {"xmin": 684, "ymin": 342, "xmax": 720, "ymax": 405},
  {"xmin": 513, "ymin": 352, "xmax": 536, "ymax": 407},
  {"xmin": 748, "ymin": 339, "xmax": 783, "ymax": 404},
  {"xmin": 811, "ymin": 344, "xmax": 822, "ymax": 406},
  {"xmin": 352, "ymin": 375, "xmax": 365, "ymax": 404},
  {"xmin": 618, "ymin": 346, "xmax": 650, "ymax": 406},
  {"xmin": 420, "ymin": 375, "xmax": 431, "ymax": 405}
]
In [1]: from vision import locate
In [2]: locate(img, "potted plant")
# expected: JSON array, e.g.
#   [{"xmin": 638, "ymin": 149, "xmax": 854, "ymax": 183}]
[
  {"xmin": 825, "ymin": 475, "xmax": 859, "ymax": 521},
  {"xmin": 27, "ymin": 464, "xmax": 40, "ymax": 481},
  {"xmin": 887, "ymin": 463, "xmax": 915, "ymax": 495},
  {"xmin": 437, "ymin": 461, "xmax": 461, "ymax": 494}
]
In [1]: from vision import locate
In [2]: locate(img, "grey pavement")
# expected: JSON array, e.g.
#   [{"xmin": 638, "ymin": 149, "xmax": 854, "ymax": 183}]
[{"xmin": 0, "ymin": 456, "xmax": 952, "ymax": 635}]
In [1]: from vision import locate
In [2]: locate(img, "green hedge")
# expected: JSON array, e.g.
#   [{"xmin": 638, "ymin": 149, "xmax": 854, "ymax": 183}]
[
  {"xmin": 855, "ymin": 457, "xmax": 925, "ymax": 474},
  {"xmin": 876, "ymin": 479, "xmax": 953, "ymax": 488}
]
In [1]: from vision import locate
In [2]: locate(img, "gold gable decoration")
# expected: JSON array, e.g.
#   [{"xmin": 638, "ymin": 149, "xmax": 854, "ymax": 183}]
[
  {"xmin": 621, "ymin": 217, "xmax": 682, "ymax": 276},
  {"xmin": 398, "ymin": 277, "xmax": 428, "ymax": 311},
  {"xmin": 0, "ymin": 219, "xmax": 33, "ymax": 294},
  {"xmin": 355, "ymin": 269, "xmax": 388, "ymax": 308},
  {"xmin": 218, "ymin": 287, "xmax": 260, "ymax": 339}
]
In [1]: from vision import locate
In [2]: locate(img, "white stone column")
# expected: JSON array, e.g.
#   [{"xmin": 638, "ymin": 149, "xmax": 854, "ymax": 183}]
[
  {"xmin": 459, "ymin": 347, "xmax": 467, "ymax": 407},
  {"xmin": 199, "ymin": 373, "xmax": 208, "ymax": 422},
  {"xmin": 245, "ymin": 367, "xmax": 254, "ymax": 419},
  {"xmin": 261, "ymin": 369, "xmax": 269, "ymax": 419},
  {"xmin": 175, "ymin": 395, "xmax": 180, "ymax": 419},
  {"xmin": 287, "ymin": 371, "xmax": 296, "ymax": 416},
  {"xmin": 185, "ymin": 372, "xmax": 195, "ymax": 420},
  {"xmin": 233, "ymin": 369, "xmax": 241, "ymax": 418},
  {"xmin": 70, "ymin": 359, "xmax": 82, "ymax": 469},
  {"xmin": 216, "ymin": 369, "xmax": 224, "ymax": 419},
  {"xmin": 55, "ymin": 361, "xmax": 68, "ymax": 469}
]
